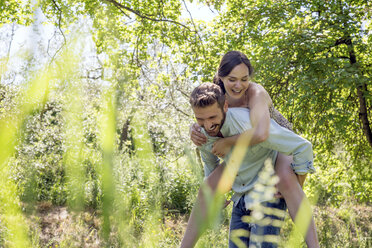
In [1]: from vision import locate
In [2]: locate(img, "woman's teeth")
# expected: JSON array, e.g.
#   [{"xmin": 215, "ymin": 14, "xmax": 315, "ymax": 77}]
[{"xmin": 232, "ymin": 89, "xmax": 241, "ymax": 93}]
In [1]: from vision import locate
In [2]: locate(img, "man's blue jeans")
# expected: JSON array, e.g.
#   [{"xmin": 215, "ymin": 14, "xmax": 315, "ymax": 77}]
[{"xmin": 229, "ymin": 196, "xmax": 287, "ymax": 248}]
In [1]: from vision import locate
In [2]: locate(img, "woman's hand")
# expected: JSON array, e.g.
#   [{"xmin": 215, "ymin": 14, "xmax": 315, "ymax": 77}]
[
  {"xmin": 212, "ymin": 137, "xmax": 233, "ymax": 158},
  {"xmin": 190, "ymin": 123, "xmax": 207, "ymax": 146}
]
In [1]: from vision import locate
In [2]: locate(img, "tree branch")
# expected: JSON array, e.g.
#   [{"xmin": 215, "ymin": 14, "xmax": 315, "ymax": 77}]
[
  {"xmin": 103, "ymin": 0, "xmax": 194, "ymax": 33},
  {"xmin": 181, "ymin": 0, "xmax": 206, "ymax": 54},
  {"xmin": 48, "ymin": 0, "xmax": 66, "ymax": 66},
  {"xmin": 132, "ymin": 26, "xmax": 144, "ymax": 66},
  {"xmin": 80, "ymin": 75, "xmax": 102, "ymax": 80},
  {"xmin": 335, "ymin": 37, "xmax": 352, "ymax": 46},
  {"xmin": 6, "ymin": 23, "xmax": 16, "ymax": 65},
  {"xmin": 170, "ymin": 86, "xmax": 190, "ymax": 117}
]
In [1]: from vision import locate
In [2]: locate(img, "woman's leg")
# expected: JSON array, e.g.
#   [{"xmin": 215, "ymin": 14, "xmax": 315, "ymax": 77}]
[
  {"xmin": 275, "ymin": 153, "xmax": 319, "ymax": 248},
  {"xmin": 180, "ymin": 164, "xmax": 227, "ymax": 248}
]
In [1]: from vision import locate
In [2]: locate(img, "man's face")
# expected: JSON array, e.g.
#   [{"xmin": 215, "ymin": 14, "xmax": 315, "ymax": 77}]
[{"xmin": 192, "ymin": 102, "xmax": 227, "ymax": 137}]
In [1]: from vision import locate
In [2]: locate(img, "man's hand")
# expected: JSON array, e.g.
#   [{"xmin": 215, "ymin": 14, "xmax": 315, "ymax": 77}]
[{"xmin": 190, "ymin": 123, "xmax": 207, "ymax": 146}]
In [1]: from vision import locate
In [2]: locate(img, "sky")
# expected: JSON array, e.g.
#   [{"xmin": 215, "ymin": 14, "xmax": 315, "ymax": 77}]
[{"xmin": 181, "ymin": 1, "xmax": 217, "ymax": 21}]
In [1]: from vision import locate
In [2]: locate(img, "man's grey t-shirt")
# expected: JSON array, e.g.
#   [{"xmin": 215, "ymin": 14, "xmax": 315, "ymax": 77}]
[{"xmin": 198, "ymin": 107, "xmax": 315, "ymax": 208}]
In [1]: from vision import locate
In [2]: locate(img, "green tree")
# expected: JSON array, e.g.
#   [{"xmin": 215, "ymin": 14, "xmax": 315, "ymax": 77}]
[{"xmin": 200, "ymin": 0, "xmax": 371, "ymax": 148}]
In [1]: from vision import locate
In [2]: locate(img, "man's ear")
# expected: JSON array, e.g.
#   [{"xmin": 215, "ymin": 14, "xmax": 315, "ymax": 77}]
[{"xmin": 223, "ymin": 101, "xmax": 228, "ymax": 112}]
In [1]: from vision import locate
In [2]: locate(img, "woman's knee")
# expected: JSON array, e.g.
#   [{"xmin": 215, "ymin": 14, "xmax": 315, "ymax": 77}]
[{"xmin": 275, "ymin": 153, "xmax": 298, "ymax": 193}]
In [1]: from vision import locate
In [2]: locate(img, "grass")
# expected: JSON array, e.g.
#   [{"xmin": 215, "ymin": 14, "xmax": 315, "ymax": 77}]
[{"xmin": 4, "ymin": 201, "xmax": 367, "ymax": 247}]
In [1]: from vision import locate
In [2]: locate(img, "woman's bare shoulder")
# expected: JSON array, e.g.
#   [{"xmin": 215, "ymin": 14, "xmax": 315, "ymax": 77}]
[
  {"xmin": 247, "ymin": 82, "xmax": 272, "ymax": 106},
  {"xmin": 247, "ymin": 82, "xmax": 266, "ymax": 94}
]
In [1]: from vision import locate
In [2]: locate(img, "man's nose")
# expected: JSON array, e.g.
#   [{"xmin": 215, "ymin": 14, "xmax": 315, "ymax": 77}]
[{"xmin": 205, "ymin": 121, "xmax": 213, "ymax": 130}]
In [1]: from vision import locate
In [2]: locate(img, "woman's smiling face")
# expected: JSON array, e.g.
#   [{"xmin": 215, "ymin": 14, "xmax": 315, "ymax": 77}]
[{"xmin": 220, "ymin": 63, "xmax": 250, "ymax": 100}]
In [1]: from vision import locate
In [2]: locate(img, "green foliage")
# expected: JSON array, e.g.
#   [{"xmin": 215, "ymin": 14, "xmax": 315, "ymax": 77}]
[
  {"xmin": 305, "ymin": 149, "xmax": 372, "ymax": 206},
  {"xmin": 8, "ymin": 90, "xmax": 105, "ymax": 207},
  {"xmin": 162, "ymin": 160, "xmax": 200, "ymax": 214},
  {"xmin": 11, "ymin": 101, "xmax": 66, "ymax": 204},
  {"xmin": 0, "ymin": 0, "xmax": 32, "ymax": 26}
]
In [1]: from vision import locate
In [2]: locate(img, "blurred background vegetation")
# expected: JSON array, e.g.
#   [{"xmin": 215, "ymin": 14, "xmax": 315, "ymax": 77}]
[{"xmin": 0, "ymin": 0, "xmax": 371, "ymax": 247}]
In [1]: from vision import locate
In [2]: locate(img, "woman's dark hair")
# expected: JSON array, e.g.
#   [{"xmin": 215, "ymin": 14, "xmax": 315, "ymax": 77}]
[{"xmin": 213, "ymin": 51, "xmax": 254, "ymax": 93}]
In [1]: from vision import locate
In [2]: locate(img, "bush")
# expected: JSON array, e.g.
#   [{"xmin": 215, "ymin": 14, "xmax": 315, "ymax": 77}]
[
  {"xmin": 305, "ymin": 148, "xmax": 372, "ymax": 207},
  {"xmin": 162, "ymin": 162, "xmax": 200, "ymax": 214}
]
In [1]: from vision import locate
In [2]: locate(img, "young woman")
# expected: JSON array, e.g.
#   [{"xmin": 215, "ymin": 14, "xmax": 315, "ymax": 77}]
[{"xmin": 187, "ymin": 51, "xmax": 319, "ymax": 247}]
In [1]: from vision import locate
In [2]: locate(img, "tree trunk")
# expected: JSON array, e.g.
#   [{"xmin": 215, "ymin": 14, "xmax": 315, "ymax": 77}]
[
  {"xmin": 356, "ymin": 85, "xmax": 372, "ymax": 148},
  {"xmin": 119, "ymin": 108, "xmax": 136, "ymax": 151},
  {"xmin": 348, "ymin": 39, "xmax": 372, "ymax": 148}
]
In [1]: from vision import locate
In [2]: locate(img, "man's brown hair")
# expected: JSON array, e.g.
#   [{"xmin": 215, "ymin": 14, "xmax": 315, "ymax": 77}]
[{"xmin": 190, "ymin": 83, "xmax": 225, "ymax": 109}]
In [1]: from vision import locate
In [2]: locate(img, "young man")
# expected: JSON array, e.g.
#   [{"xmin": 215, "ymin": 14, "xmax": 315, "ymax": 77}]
[{"xmin": 180, "ymin": 83, "xmax": 314, "ymax": 248}]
